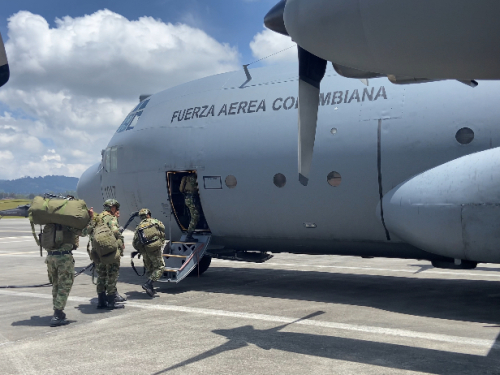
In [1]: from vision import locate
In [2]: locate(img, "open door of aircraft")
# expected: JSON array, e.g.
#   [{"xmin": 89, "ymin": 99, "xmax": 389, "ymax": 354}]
[{"xmin": 166, "ymin": 171, "xmax": 210, "ymax": 234}]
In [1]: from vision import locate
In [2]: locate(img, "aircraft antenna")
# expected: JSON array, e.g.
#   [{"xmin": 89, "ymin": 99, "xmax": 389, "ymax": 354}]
[
  {"xmin": 240, "ymin": 44, "xmax": 296, "ymax": 88},
  {"xmin": 245, "ymin": 44, "xmax": 296, "ymax": 67}
]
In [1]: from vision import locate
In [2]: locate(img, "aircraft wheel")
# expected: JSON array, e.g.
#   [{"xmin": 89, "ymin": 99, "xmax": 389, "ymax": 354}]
[{"xmin": 188, "ymin": 255, "xmax": 212, "ymax": 277}]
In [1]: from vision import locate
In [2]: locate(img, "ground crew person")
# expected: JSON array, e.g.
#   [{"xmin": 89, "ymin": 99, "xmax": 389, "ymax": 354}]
[
  {"xmin": 132, "ymin": 208, "xmax": 166, "ymax": 297},
  {"xmin": 44, "ymin": 222, "xmax": 88, "ymax": 327},
  {"xmin": 179, "ymin": 173, "xmax": 200, "ymax": 242},
  {"xmin": 84, "ymin": 199, "xmax": 125, "ymax": 309}
]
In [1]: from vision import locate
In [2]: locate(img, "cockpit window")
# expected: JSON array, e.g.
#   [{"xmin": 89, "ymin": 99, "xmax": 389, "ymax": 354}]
[
  {"xmin": 102, "ymin": 146, "xmax": 118, "ymax": 172},
  {"xmin": 116, "ymin": 99, "xmax": 150, "ymax": 133}
]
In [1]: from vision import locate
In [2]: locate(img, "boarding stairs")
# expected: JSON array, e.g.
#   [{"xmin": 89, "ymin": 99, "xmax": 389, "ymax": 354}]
[{"xmin": 158, "ymin": 234, "xmax": 211, "ymax": 283}]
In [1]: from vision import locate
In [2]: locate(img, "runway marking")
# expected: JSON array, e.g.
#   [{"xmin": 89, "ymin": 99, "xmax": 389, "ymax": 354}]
[
  {"xmin": 0, "ymin": 289, "xmax": 498, "ymax": 351},
  {"xmin": 0, "ymin": 251, "xmax": 40, "ymax": 256},
  {"xmin": 1, "ymin": 237, "xmax": 499, "ymax": 277},
  {"xmin": 0, "ymin": 236, "xmax": 34, "ymax": 240},
  {"xmin": 0, "ymin": 240, "xmax": 36, "ymax": 245}
]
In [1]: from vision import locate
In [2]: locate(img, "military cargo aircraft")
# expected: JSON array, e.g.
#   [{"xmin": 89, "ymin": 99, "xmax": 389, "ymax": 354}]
[{"xmin": 77, "ymin": 61, "xmax": 500, "ymax": 282}]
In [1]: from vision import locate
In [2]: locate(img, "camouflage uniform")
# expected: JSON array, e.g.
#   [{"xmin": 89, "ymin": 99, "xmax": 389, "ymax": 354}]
[
  {"xmin": 91, "ymin": 211, "xmax": 124, "ymax": 295},
  {"xmin": 180, "ymin": 174, "xmax": 200, "ymax": 235},
  {"xmin": 44, "ymin": 225, "xmax": 80, "ymax": 311},
  {"xmin": 132, "ymin": 215, "xmax": 165, "ymax": 282}
]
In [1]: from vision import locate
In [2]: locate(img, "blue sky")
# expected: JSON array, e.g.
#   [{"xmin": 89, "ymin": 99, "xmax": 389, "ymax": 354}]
[
  {"xmin": 1, "ymin": 0, "xmax": 280, "ymax": 67},
  {"xmin": 0, "ymin": 0, "xmax": 296, "ymax": 180}
]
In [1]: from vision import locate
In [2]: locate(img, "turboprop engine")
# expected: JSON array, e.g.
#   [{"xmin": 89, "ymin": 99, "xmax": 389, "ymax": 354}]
[{"xmin": 381, "ymin": 147, "xmax": 500, "ymax": 264}]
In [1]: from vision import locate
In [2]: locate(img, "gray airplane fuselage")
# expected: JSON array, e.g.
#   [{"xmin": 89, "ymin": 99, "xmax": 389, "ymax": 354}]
[{"xmin": 77, "ymin": 64, "xmax": 500, "ymax": 263}]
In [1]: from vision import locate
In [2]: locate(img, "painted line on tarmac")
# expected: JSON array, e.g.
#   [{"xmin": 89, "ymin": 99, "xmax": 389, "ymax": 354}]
[
  {"xmin": 0, "ymin": 251, "xmax": 40, "ymax": 256},
  {"xmin": 0, "ymin": 240, "xmax": 36, "ymax": 245},
  {"xmin": 0, "ymin": 289, "xmax": 498, "ymax": 350},
  {"xmin": 0, "ymin": 236, "xmax": 34, "ymax": 239},
  {"xmin": 0, "ymin": 238, "xmax": 34, "ymax": 242}
]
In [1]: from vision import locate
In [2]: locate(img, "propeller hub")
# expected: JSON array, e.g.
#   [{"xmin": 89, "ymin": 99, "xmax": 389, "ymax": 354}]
[{"xmin": 264, "ymin": 0, "xmax": 289, "ymax": 36}]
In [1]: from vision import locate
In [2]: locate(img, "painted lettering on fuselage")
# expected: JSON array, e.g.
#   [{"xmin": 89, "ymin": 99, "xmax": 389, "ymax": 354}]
[{"xmin": 170, "ymin": 87, "xmax": 387, "ymax": 123}]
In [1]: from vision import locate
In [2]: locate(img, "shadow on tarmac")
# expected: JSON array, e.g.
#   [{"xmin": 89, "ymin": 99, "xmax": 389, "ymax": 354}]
[
  {"xmin": 113, "ymin": 264, "xmax": 500, "ymax": 326},
  {"xmin": 79, "ymin": 262, "xmax": 500, "ymax": 327},
  {"xmin": 125, "ymin": 290, "xmax": 158, "ymax": 300},
  {"xmin": 11, "ymin": 315, "xmax": 52, "ymax": 327},
  {"xmin": 74, "ymin": 301, "xmax": 113, "ymax": 315},
  {"xmin": 153, "ymin": 323, "xmax": 500, "ymax": 375}
]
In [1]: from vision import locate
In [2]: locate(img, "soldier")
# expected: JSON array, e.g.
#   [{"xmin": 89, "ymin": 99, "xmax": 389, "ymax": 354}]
[
  {"xmin": 132, "ymin": 208, "xmax": 166, "ymax": 297},
  {"xmin": 84, "ymin": 199, "xmax": 125, "ymax": 309},
  {"xmin": 44, "ymin": 221, "xmax": 89, "ymax": 327},
  {"xmin": 179, "ymin": 173, "xmax": 200, "ymax": 242}
]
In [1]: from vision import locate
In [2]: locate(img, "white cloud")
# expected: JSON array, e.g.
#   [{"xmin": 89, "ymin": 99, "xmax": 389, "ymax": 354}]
[
  {"xmin": 250, "ymin": 28, "xmax": 296, "ymax": 64},
  {"xmin": 0, "ymin": 10, "xmax": 241, "ymax": 180},
  {"xmin": 5, "ymin": 10, "xmax": 240, "ymax": 98},
  {"xmin": 0, "ymin": 150, "xmax": 14, "ymax": 161}
]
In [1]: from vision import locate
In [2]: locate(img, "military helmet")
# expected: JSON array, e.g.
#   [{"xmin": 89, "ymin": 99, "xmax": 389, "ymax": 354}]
[
  {"xmin": 139, "ymin": 208, "xmax": 151, "ymax": 219},
  {"xmin": 103, "ymin": 199, "xmax": 120, "ymax": 212}
]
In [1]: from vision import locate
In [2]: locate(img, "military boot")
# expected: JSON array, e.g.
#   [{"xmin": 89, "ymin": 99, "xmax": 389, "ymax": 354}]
[
  {"xmin": 184, "ymin": 233, "xmax": 198, "ymax": 243},
  {"xmin": 50, "ymin": 309, "xmax": 69, "ymax": 327},
  {"xmin": 97, "ymin": 292, "xmax": 108, "ymax": 309},
  {"xmin": 106, "ymin": 294, "xmax": 125, "ymax": 309},
  {"xmin": 142, "ymin": 279, "xmax": 156, "ymax": 297},
  {"xmin": 114, "ymin": 291, "xmax": 127, "ymax": 303}
]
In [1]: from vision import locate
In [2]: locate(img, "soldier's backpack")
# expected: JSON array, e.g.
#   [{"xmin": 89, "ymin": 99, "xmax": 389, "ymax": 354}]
[
  {"xmin": 29, "ymin": 195, "xmax": 90, "ymax": 229},
  {"xmin": 91, "ymin": 214, "xmax": 120, "ymax": 264},
  {"xmin": 136, "ymin": 220, "xmax": 164, "ymax": 251},
  {"xmin": 41, "ymin": 224, "xmax": 78, "ymax": 250}
]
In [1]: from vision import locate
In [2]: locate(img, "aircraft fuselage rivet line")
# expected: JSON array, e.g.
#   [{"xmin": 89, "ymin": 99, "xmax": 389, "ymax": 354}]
[{"xmin": 0, "ymin": 289, "xmax": 497, "ymax": 351}]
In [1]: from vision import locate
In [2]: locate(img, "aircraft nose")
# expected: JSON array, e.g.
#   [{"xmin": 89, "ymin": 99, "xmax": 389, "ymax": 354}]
[
  {"xmin": 77, "ymin": 162, "xmax": 102, "ymax": 210},
  {"xmin": 264, "ymin": 0, "xmax": 289, "ymax": 36}
]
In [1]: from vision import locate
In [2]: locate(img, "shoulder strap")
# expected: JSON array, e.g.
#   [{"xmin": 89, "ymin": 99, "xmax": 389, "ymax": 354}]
[{"xmin": 28, "ymin": 212, "xmax": 39, "ymax": 245}]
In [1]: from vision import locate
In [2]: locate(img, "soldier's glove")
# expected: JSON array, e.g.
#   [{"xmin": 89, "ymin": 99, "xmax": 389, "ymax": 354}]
[{"xmin": 131, "ymin": 251, "xmax": 141, "ymax": 259}]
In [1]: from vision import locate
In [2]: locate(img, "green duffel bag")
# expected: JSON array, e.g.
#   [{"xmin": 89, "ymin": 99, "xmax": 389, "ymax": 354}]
[{"xmin": 29, "ymin": 196, "xmax": 90, "ymax": 230}]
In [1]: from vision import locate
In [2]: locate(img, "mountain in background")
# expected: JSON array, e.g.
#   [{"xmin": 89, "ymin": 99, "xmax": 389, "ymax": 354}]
[{"xmin": 0, "ymin": 175, "xmax": 79, "ymax": 196}]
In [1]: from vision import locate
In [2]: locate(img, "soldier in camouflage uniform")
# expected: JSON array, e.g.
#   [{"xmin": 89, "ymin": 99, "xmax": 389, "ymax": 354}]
[
  {"xmin": 179, "ymin": 173, "xmax": 200, "ymax": 242},
  {"xmin": 132, "ymin": 208, "xmax": 166, "ymax": 297},
  {"xmin": 84, "ymin": 199, "xmax": 125, "ymax": 309},
  {"xmin": 43, "ymin": 224, "xmax": 85, "ymax": 327}
]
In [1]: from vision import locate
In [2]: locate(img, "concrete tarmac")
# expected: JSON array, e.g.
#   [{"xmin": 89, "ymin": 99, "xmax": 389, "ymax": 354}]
[{"xmin": 1, "ymin": 218, "xmax": 500, "ymax": 374}]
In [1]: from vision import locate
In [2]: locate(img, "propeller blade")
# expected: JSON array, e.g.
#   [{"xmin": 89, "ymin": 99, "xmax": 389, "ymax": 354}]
[
  {"xmin": 264, "ymin": 0, "xmax": 289, "ymax": 36},
  {"xmin": 298, "ymin": 46, "xmax": 327, "ymax": 186},
  {"xmin": 0, "ymin": 33, "xmax": 9, "ymax": 88}
]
